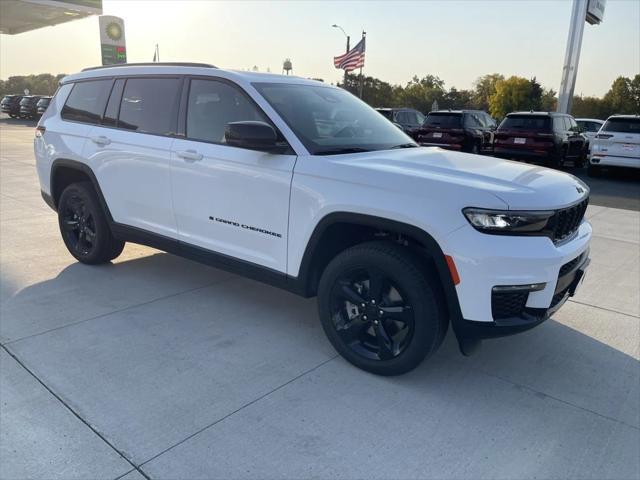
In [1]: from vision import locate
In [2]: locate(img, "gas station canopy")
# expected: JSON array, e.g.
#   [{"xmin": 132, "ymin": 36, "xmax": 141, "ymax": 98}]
[{"xmin": 0, "ymin": 0, "xmax": 102, "ymax": 35}]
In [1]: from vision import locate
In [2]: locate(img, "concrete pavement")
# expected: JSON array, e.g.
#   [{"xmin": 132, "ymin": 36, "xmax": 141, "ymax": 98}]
[{"xmin": 1, "ymin": 118, "xmax": 638, "ymax": 479}]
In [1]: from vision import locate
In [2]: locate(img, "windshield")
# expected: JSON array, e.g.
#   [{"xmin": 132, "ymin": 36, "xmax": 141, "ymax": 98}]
[
  {"xmin": 499, "ymin": 115, "xmax": 551, "ymax": 131},
  {"xmin": 424, "ymin": 113, "xmax": 462, "ymax": 128},
  {"xmin": 37, "ymin": 98, "xmax": 50, "ymax": 107},
  {"xmin": 602, "ymin": 117, "xmax": 640, "ymax": 134},
  {"xmin": 20, "ymin": 97, "xmax": 35, "ymax": 106},
  {"xmin": 253, "ymin": 83, "xmax": 414, "ymax": 155}
]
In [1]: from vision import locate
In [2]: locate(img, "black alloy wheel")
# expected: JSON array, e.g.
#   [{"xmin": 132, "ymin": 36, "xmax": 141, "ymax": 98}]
[
  {"xmin": 60, "ymin": 192, "xmax": 98, "ymax": 257},
  {"xmin": 329, "ymin": 266, "xmax": 415, "ymax": 361},
  {"xmin": 318, "ymin": 242, "xmax": 447, "ymax": 376},
  {"xmin": 58, "ymin": 182, "xmax": 125, "ymax": 264}
]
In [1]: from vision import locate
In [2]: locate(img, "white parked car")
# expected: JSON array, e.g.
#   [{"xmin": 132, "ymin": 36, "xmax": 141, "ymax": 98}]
[
  {"xmin": 575, "ymin": 118, "xmax": 605, "ymax": 141},
  {"xmin": 588, "ymin": 115, "xmax": 640, "ymax": 176},
  {"xmin": 34, "ymin": 63, "xmax": 592, "ymax": 375}
]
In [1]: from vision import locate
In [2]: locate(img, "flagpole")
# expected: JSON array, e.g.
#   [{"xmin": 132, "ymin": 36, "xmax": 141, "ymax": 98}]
[{"xmin": 358, "ymin": 31, "xmax": 366, "ymax": 99}]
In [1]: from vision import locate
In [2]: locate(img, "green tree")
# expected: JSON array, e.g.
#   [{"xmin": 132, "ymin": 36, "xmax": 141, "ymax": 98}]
[
  {"xmin": 489, "ymin": 76, "xmax": 533, "ymax": 119},
  {"xmin": 472, "ymin": 73, "xmax": 504, "ymax": 111},
  {"xmin": 603, "ymin": 76, "xmax": 635, "ymax": 114}
]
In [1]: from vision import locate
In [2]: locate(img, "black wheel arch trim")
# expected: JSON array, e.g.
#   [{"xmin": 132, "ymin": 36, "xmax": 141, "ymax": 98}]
[
  {"xmin": 295, "ymin": 211, "xmax": 465, "ymax": 327},
  {"xmin": 50, "ymin": 159, "xmax": 114, "ymax": 222}
]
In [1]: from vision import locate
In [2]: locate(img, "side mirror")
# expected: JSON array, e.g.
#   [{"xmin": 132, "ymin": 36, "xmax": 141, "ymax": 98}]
[{"xmin": 224, "ymin": 121, "xmax": 279, "ymax": 151}]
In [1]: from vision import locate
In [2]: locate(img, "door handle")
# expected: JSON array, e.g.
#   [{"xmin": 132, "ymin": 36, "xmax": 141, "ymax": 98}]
[
  {"xmin": 176, "ymin": 149, "xmax": 203, "ymax": 162},
  {"xmin": 90, "ymin": 135, "xmax": 111, "ymax": 146}
]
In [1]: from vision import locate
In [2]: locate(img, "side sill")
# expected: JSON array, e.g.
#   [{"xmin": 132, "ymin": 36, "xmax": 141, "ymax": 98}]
[{"xmin": 110, "ymin": 223, "xmax": 310, "ymax": 297}]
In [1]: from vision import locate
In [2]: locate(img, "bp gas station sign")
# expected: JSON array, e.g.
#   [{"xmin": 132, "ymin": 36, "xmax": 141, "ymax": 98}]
[{"xmin": 99, "ymin": 15, "xmax": 126, "ymax": 65}]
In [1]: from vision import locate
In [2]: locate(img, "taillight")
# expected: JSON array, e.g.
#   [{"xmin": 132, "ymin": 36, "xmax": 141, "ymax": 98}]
[
  {"xmin": 35, "ymin": 126, "xmax": 46, "ymax": 138},
  {"xmin": 596, "ymin": 133, "xmax": 613, "ymax": 139}
]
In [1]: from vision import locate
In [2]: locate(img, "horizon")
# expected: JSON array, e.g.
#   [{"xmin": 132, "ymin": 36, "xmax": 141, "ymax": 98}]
[{"xmin": 0, "ymin": 0, "xmax": 638, "ymax": 97}]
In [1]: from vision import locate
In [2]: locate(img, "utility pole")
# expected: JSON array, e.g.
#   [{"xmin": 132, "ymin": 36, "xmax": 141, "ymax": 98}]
[{"xmin": 332, "ymin": 24, "xmax": 350, "ymax": 88}]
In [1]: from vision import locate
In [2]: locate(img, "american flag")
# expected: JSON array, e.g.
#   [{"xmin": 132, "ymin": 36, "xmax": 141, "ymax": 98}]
[{"xmin": 333, "ymin": 37, "xmax": 365, "ymax": 73}]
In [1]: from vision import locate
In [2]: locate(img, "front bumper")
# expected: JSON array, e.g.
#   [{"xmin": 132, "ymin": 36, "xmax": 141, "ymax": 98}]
[{"xmin": 445, "ymin": 219, "xmax": 592, "ymax": 339}]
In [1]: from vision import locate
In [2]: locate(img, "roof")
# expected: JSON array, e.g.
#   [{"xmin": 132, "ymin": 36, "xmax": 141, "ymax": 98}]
[
  {"xmin": 575, "ymin": 118, "xmax": 605, "ymax": 123},
  {"xmin": 508, "ymin": 111, "xmax": 560, "ymax": 116},
  {"xmin": 430, "ymin": 110, "xmax": 485, "ymax": 114},
  {"xmin": 62, "ymin": 64, "xmax": 324, "ymax": 88},
  {"xmin": 607, "ymin": 114, "xmax": 640, "ymax": 119}
]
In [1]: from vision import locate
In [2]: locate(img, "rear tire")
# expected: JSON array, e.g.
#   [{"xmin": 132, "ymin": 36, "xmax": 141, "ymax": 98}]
[
  {"xmin": 317, "ymin": 241, "xmax": 447, "ymax": 376},
  {"xmin": 58, "ymin": 182, "xmax": 125, "ymax": 264}
]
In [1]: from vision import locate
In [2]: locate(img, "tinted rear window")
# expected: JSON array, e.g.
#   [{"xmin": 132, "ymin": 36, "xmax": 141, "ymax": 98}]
[
  {"xmin": 61, "ymin": 80, "xmax": 113, "ymax": 124},
  {"xmin": 37, "ymin": 98, "xmax": 51, "ymax": 107},
  {"xmin": 377, "ymin": 110, "xmax": 393, "ymax": 120},
  {"xmin": 499, "ymin": 115, "xmax": 551, "ymax": 131},
  {"xmin": 118, "ymin": 78, "xmax": 181, "ymax": 135},
  {"xmin": 424, "ymin": 113, "xmax": 462, "ymax": 128},
  {"xmin": 602, "ymin": 117, "xmax": 640, "ymax": 134}
]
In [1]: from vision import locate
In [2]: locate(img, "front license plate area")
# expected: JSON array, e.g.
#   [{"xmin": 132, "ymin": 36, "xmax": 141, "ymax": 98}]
[
  {"xmin": 514, "ymin": 137, "xmax": 526, "ymax": 144},
  {"xmin": 433, "ymin": 132, "xmax": 442, "ymax": 138}
]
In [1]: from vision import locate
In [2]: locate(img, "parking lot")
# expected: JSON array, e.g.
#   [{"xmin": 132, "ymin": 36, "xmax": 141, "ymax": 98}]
[{"xmin": 0, "ymin": 115, "xmax": 638, "ymax": 479}]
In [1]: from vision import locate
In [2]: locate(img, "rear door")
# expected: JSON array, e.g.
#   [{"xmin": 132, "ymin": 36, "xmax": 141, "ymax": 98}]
[
  {"xmin": 598, "ymin": 117, "xmax": 640, "ymax": 159},
  {"xmin": 82, "ymin": 76, "xmax": 183, "ymax": 238},
  {"xmin": 169, "ymin": 77, "xmax": 296, "ymax": 272}
]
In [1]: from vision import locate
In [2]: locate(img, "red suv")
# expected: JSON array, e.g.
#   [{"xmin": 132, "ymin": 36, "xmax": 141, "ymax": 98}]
[{"xmin": 494, "ymin": 112, "xmax": 587, "ymax": 168}]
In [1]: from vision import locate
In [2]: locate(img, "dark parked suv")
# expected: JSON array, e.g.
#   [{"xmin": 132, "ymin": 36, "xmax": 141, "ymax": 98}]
[
  {"xmin": 1, "ymin": 95, "xmax": 24, "ymax": 118},
  {"xmin": 416, "ymin": 110, "xmax": 497, "ymax": 154},
  {"xmin": 494, "ymin": 112, "xmax": 587, "ymax": 168},
  {"xmin": 19, "ymin": 95, "xmax": 43, "ymax": 119},
  {"xmin": 375, "ymin": 108, "xmax": 425, "ymax": 138},
  {"xmin": 35, "ymin": 96, "xmax": 52, "ymax": 118}
]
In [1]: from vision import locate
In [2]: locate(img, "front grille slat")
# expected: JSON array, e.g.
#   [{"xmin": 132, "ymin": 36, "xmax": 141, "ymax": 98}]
[{"xmin": 550, "ymin": 197, "xmax": 588, "ymax": 242}]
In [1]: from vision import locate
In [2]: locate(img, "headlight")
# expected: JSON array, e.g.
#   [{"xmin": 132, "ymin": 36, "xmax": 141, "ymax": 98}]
[{"xmin": 463, "ymin": 208, "xmax": 554, "ymax": 234}]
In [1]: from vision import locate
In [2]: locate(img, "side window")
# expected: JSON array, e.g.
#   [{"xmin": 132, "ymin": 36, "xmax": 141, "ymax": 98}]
[
  {"xmin": 118, "ymin": 78, "xmax": 182, "ymax": 135},
  {"xmin": 562, "ymin": 116, "xmax": 572, "ymax": 131},
  {"xmin": 416, "ymin": 111, "xmax": 425, "ymax": 125},
  {"xmin": 103, "ymin": 78, "xmax": 125, "ymax": 127},
  {"xmin": 568, "ymin": 117, "xmax": 578, "ymax": 131},
  {"xmin": 395, "ymin": 111, "xmax": 408, "ymax": 124},
  {"xmin": 61, "ymin": 79, "xmax": 113, "ymax": 124},
  {"xmin": 464, "ymin": 113, "xmax": 481, "ymax": 127},
  {"xmin": 553, "ymin": 117, "xmax": 564, "ymax": 132},
  {"xmin": 186, "ymin": 78, "xmax": 270, "ymax": 144},
  {"xmin": 483, "ymin": 113, "xmax": 497, "ymax": 128}
]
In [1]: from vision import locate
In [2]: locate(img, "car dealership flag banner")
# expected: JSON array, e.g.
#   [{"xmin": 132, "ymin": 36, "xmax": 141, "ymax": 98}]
[
  {"xmin": 99, "ymin": 15, "xmax": 126, "ymax": 65},
  {"xmin": 333, "ymin": 37, "xmax": 365, "ymax": 73}
]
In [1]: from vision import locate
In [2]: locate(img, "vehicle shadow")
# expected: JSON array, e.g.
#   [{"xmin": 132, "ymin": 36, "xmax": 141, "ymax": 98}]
[{"xmin": 3, "ymin": 250, "xmax": 637, "ymax": 429}]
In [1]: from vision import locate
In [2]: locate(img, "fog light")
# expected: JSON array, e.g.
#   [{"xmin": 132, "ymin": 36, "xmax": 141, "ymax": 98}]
[{"xmin": 492, "ymin": 283, "xmax": 546, "ymax": 293}]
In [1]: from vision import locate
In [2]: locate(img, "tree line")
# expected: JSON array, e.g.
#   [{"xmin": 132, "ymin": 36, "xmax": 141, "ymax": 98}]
[
  {"xmin": 1, "ymin": 72, "xmax": 638, "ymax": 121},
  {"xmin": 341, "ymin": 73, "xmax": 639, "ymax": 120}
]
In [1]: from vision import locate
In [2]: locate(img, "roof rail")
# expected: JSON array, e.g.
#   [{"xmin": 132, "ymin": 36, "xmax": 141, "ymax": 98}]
[{"xmin": 81, "ymin": 62, "xmax": 217, "ymax": 72}]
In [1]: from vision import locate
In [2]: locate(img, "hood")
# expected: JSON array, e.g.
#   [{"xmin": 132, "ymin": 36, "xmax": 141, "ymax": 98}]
[{"xmin": 329, "ymin": 147, "xmax": 589, "ymax": 210}]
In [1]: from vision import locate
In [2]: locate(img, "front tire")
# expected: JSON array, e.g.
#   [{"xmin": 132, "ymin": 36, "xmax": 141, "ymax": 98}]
[
  {"xmin": 317, "ymin": 241, "xmax": 447, "ymax": 376},
  {"xmin": 58, "ymin": 182, "xmax": 125, "ymax": 264}
]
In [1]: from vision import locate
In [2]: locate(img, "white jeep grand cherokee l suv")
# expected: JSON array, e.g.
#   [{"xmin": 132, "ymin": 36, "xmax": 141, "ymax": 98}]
[
  {"xmin": 588, "ymin": 114, "xmax": 640, "ymax": 177},
  {"xmin": 35, "ymin": 63, "xmax": 592, "ymax": 375}
]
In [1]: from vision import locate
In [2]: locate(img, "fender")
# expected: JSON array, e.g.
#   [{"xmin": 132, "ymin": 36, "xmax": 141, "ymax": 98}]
[
  {"xmin": 50, "ymin": 159, "xmax": 114, "ymax": 222},
  {"xmin": 295, "ymin": 211, "xmax": 464, "ymax": 326}
]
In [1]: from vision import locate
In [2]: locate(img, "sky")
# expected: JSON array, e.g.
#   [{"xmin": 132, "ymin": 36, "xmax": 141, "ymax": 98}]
[{"xmin": 1, "ymin": 0, "xmax": 639, "ymax": 97}]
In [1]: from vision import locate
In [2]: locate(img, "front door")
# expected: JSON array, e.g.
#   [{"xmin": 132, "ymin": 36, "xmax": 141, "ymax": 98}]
[{"xmin": 170, "ymin": 77, "xmax": 296, "ymax": 273}]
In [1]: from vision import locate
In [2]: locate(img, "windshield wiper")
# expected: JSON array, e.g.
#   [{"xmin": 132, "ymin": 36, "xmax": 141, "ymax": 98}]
[
  {"xmin": 314, "ymin": 147, "xmax": 372, "ymax": 156},
  {"xmin": 390, "ymin": 143, "xmax": 419, "ymax": 149}
]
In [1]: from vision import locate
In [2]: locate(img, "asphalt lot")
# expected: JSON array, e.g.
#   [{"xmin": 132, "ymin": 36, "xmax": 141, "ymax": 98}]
[{"xmin": 0, "ymin": 115, "xmax": 638, "ymax": 480}]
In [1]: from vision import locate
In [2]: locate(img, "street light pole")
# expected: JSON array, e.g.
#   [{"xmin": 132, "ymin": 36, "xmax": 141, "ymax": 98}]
[{"xmin": 332, "ymin": 24, "xmax": 350, "ymax": 88}]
